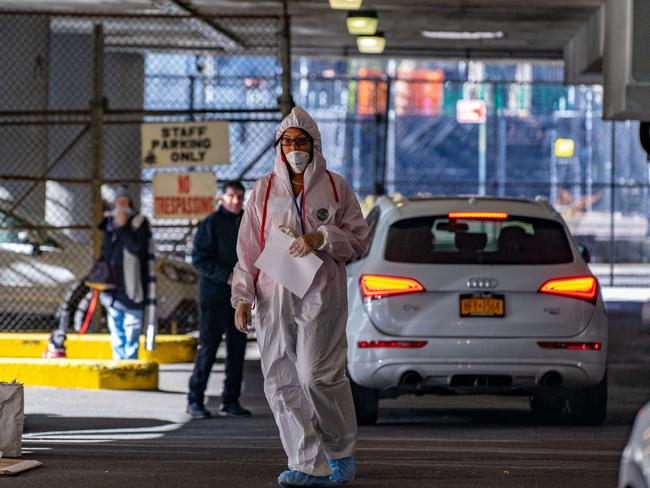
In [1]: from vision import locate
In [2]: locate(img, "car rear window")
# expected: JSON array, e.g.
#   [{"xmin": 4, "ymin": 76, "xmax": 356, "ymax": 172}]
[{"xmin": 385, "ymin": 215, "xmax": 574, "ymax": 265}]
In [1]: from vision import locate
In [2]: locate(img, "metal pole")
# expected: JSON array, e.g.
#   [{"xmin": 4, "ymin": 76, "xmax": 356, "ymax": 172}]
[
  {"xmin": 497, "ymin": 113, "xmax": 506, "ymax": 197},
  {"xmin": 610, "ymin": 122, "xmax": 616, "ymax": 286},
  {"xmin": 90, "ymin": 24, "xmax": 105, "ymax": 260},
  {"xmin": 585, "ymin": 89, "xmax": 594, "ymax": 211},
  {"xmin": 381, "ymin": 78, "xmax": 392, "ymax": 195},
  {"xmin": 278, "ymin": 0, "xmax": 294, "ymax": 117},
  {"xmin": 189, "ymin": 74, "xmax": 196, "ymax": 121},
  {"xmin": 372, "ymin": 80, "xmax": 387, "ymax": 196},
  {"xmin": 478, "ymin": 120, "xmax": 487, "ymax": 195},
  {"xmin": 550, "ymin": 127, "xmax": 558, "ymax": 204}
]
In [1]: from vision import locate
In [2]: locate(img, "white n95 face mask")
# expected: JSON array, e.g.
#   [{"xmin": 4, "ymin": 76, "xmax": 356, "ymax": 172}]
[{"xmin": 285, "ymin": 151, "xmax": 310, "ymax": 173}]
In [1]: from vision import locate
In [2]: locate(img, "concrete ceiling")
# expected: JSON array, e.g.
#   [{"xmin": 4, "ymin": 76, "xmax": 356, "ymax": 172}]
[{"xmin": 0, "ymin": 0, "xmax": 607, "ymax": 59}]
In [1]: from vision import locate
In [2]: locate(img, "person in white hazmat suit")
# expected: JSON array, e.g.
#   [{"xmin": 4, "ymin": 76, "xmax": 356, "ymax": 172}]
[{"xmin": 232, "ymin": 107, "xmax": 369, "ymax": 487}]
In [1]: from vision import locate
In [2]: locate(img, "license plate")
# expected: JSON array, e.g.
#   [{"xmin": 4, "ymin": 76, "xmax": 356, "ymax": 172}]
[{"xmin": 460, "ymin": 294, "xmax": 505, "ymax": 317}]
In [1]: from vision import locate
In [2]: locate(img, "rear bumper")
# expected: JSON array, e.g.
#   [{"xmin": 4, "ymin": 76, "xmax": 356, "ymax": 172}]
[
  {"xmin": 348, "ymin": 334, "xmax": 607, "ymax": 393},
  {"xmin": 349, "ymin": 356, "xmax": 606, "ymax": 393}
]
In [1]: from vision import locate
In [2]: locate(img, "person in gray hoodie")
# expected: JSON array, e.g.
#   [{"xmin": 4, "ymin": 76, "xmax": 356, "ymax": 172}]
[{"xmin": 98, "ymin": 186, "xmax": 155, "ymax": 360}]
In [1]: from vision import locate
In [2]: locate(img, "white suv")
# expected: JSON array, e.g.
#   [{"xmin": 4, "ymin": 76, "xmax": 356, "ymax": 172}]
[{"xmin": 346, "ymin": 196, "xmax": 608, "ymax": 425}]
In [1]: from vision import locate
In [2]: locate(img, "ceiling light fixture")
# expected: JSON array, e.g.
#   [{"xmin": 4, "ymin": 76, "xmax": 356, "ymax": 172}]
[
  {"xmin": 357, "ymin": 32, "xmax": 385, "ymax": 54},
  {"xmin": 421, "ymin": 30, "xmax": 505, "ymax": 40},
  {"xmin": 329, "ymin": 0, "xmax": 362, "ymax": 10},
  {"xmin": 347, "ymin": 10, "xmax": 378, "ymax": 35}
]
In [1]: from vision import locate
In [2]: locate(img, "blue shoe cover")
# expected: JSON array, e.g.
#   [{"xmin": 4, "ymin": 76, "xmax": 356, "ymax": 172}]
[
  {"xmin": 327, "ymin": 457, "xmax": 356, "ymax": 484},
  {"xmin": 277, "ymin": 469, "xmax": 336, "ymax": 487}
]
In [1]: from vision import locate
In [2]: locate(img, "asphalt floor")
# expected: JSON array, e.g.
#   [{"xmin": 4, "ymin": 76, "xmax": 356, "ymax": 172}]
[{"xmin": 9, "ymin": 306, "xmax": 650, "ymax": 488}]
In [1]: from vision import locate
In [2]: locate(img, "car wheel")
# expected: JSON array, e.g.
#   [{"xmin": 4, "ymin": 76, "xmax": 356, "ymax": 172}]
[
  {"xmin": 568, "ymin": 371, "xmax": 608, "ymax": 426},
  {"xmin": 350, "ymin": 378, "xmax": 379, "ymax": 426}
]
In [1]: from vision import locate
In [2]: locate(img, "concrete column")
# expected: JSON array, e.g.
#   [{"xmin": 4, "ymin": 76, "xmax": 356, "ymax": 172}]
[
  {"xmin": 0, "ymin": 15, "xmax": 49, "ymax": 220},
  {"xmin": 46, "ymin": 31, "xmax": 144, "ymax": 240}
]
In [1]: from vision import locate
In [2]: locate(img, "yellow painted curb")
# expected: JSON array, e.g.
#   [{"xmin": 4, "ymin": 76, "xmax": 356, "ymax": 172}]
[
  {"xmin": 0, "ymin": 333, "xmax": 197, "ymax": 363},
  {"xmin": 0, "ymin": 358, "xmax": 158, "ymax": 390}
]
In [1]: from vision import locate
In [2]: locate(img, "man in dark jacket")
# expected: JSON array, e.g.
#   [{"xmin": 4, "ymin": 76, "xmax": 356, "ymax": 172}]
[
  {"xmin": 98, "ymin": 186, "xmax": 155, "ymax": 360},
  {"xmin": 187, "ymin": 180, "xmax": 250, "ymax": 419}
]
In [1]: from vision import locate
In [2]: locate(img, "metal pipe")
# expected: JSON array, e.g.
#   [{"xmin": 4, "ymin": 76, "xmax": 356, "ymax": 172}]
[
  {"xmin": 0, "ymin": 10, "xmax": 278, "ymax": 20},
  {"xmin": 400, "ymin": 371, "xmax": 422, "ymax": 388},
  {"xmin": 0, "ymin": 175, "xmax": 261, "ymax": 185},
  {"xmin": 381, "ymin": 78, "xmax": 392, "ymax": 196},
  {"xmin": 478, "ymin": 119, "xmax": 487, "ymax": 195},
  {"xmin": 539, "ymin": 371, "xmax": 562, "ymax": 387},
  {"xmin": 90, "ymin": 24, "xmax": 105, "ymax": 260},
  {"xmin": 0, "ymin": 117, "xmax": 282, "ymax": 127},
  {"xmin": 278, "ymin": 0, "xmax": 294, "ymax": 117},
  {"xmin": 497, "ymin": 112, "xmax": 507, "ymax": 196},
  {"xmin": 107, "ymin": 107, "xmax": 279, "ymax": 116},
  {"xmin": 164, "ymin": 0, "xmax": 245, "ymax": 49},
  {"xmin": 610, "ymin": 122, "xmax": 616, "ymax": 286}
]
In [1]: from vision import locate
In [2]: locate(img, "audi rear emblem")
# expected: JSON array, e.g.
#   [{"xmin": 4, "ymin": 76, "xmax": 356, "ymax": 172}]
[{"xmin": 467, "ymin": 278, "xmax": 498, "ymax": 289}]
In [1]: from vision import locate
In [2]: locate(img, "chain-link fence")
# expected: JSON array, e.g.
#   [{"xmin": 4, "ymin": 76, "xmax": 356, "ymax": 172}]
[
  {"xmin": 3, "ymin": 10, "xmax": 650, "ymax": 332},
  {"xmin": 294, "ymin": 73, "xmax": 650, "ymax": 286},
  {"xmin": 0, "ymin": 10, "xmax": 282, "ymax": 332}
]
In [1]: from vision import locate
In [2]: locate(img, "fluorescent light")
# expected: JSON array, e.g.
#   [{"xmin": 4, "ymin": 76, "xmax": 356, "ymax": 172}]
[
  {"xmin": 347, "ymin": 10, "xmax": 378, "ymax": 35},
  {"xmin": 357, "ymin": 32, "xmax": 385, "ymax": 54},
  {"xmin": 421, "ymin": 31, "xmax": 505, "ymax": 40},
  {"xmin": 329, "ymin": 0, "xmax": 362, "ymax": 9}
]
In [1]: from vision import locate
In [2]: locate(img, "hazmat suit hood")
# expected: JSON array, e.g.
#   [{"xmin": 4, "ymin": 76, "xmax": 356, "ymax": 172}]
[{"xmin": 275, "ymin": 106, "xmax": 326, "ymax": 191}]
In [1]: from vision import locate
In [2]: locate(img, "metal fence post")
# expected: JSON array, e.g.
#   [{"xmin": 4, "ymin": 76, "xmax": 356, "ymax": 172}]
[
  {"xmin": 379, "ymin": 78, "xmax": 392, "ymax": 196},
  {"xmin": 90, "ymin": 23, "xmax": 105, "ymax": 260},
  {"xmin": 279, "ymin": 0, "xmax": 294, "ymax": 117},
  {"xmin": 610, "ymin": 122, "xmax": 616, "ymax": 286},
  {"xmin": 371, "ymin": 78, "xmax": 391, "ymax": 196}
]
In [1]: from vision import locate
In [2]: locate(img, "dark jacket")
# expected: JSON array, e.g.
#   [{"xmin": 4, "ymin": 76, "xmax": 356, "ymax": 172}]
[
  {"xmin": 192, "ymin": 206, "xmax": 242, "ymax": 302},
  {"xmin": 99, "ymin": 213, "xmax": 153, "ymax": 311}
]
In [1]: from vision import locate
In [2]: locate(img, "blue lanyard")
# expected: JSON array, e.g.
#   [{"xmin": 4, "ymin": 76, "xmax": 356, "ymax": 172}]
[{"xmin": 293, "ymin": 190, "xmax": 305, "ymax": 235}]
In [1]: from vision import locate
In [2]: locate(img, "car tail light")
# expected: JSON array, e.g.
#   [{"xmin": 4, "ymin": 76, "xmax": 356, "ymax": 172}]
[
  {"xmin": 538, "ymin": 276, "xmax": 598, "ymax": 303},
  {"xmin": 537, "ymin": 341, "xmax": 602, "ymax": 351},
  {"xmin": 360, "ymin": 274, "xmax": 425, "ymax": 300},
  {"xmin": 448, "ymin": 212, "xmax": 509, "ymax": 220},
  {"xmin": 358, "ymin": 340, "xmax": 428, "ymax": 348}
]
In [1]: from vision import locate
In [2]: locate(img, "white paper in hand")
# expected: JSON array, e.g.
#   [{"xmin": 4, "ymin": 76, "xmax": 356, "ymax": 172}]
[{"xmin": 255, "ymin": 227, "xmax": 323, "ymax": 298}]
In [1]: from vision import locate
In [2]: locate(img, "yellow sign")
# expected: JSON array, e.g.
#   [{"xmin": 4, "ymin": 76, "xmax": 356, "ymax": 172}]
[{"xmin": 555, "ymin": 138, "xmax": 575, "ymax": 158}]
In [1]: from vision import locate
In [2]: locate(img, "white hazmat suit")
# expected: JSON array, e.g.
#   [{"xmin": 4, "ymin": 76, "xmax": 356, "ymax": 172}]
[{"xmin": 231, "ymin": 107, "xmax": 370, "ymax": 476}]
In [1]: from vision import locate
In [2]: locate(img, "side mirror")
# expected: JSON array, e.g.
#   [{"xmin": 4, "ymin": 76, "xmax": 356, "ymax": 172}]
[{"xmin": 577, "ymin": 244, "xmax": 591, "ymax": 263}]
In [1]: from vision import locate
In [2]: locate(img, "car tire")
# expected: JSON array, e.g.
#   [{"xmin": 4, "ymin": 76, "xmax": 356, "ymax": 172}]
[
  {"xmin": 568, "ymin": 372, "xmax": 608, "ymax": 426},
  {"xmin": 350, "ymin": 378, "xmax": 379, "ymax": 426}
]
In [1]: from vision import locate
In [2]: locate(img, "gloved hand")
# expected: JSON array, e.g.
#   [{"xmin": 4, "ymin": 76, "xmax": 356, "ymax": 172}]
[
  {"xmin": 235, "ymin": 303, "xmax": 252, "ymax": 333},
  {"xmin": 289, "ymin": 231, "xmax": 324, "ymax": 257}
]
